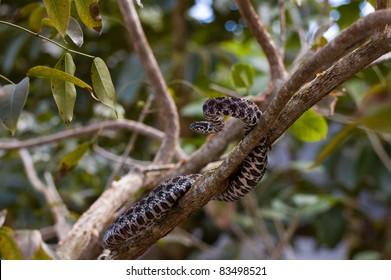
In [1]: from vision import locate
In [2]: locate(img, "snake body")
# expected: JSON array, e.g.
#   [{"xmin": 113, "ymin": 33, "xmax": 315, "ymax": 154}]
[{"xmin": 102, "ymin": 97, "xmax": 268, "ymax": 254}]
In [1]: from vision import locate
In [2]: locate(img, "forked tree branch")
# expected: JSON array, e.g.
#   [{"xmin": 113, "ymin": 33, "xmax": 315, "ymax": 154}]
[
  {"xmin": 265, "ymin": 10, "xmax": 391, "ymax": 126},
  {"xmin": 56, "ymin": 172, "xmax": 144, "ymax": 259},
  {"xmin": 48, "ymin": 7, "xmax": 391, "ymax": 259},
  {"xmin": 111, "ymin": 18, "xmax": 391, "ymax": 259},
  {"xmin": 269, "ymin": 28, "xmax": 391, "ymax": 144},
  {"xmin": 19, "ymin": 149, "xmax": 72, "ymax": 242},
  {"xmin": 164, "ymin": 10, "xmax": 391, "ymax": 181}
]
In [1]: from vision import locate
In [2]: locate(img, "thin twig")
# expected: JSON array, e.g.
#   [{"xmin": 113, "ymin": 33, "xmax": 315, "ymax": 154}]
[
  {"xmin": 118, "ymin": 0, "xmax": 180, "ymax": 164},
  {"xmin": 95, "ymin": 145, "xmax": 178, "ymax": 173},
  {"xmin": 241, "ymin": 194, "xmax": 276, "ymax": 257},
  {"xmin": 0, "ymin": 20, "xmax": 95, "ymax": 59},
  {"xmin": 105, "ymin": 95, "xmax": 154, "ymax": 188},
  {"xmin": 94, "ymin": 145, "xmax": 152, "ymax": 168},
  {"xmin": 0, "ymin": 119, "xmax": 187, "ymax": 161},
  {"xmin": 229, "ymin": 223, "xmax": 265, "ymax": 259},
  {"xmin": 0, "ymin": 74, "xmax": 15, "ymax": 84},
  {"xmin": 271, "ymin": 211, "xmax": 303, "ymax": 259},
  {"xmin": 0, "ymin": 120, "xmax": 159, "ymax": 149},
  {"xmin": 168, "ymin": 227, "xmax": 213, "ymax": 253},
  {"xmin": 273, "ymin": 219, "xmax": 296, "ymax": 259}
]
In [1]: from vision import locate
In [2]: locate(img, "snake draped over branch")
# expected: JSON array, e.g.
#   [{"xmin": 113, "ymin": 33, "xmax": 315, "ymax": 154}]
[{"xmin": 102, "ymin": 97, "xmax": 269, "ymax": 258}]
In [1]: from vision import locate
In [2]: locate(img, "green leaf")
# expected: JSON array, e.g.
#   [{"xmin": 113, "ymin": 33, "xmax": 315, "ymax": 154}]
[
  {"xmin": 58, "ymin": 142, "xmax": 91, "ymax": 177},
  {"xmin": 0, "ymin": 226, "xmax": 23, "ymax": 260},
  {"xmin": 27, "ymin": 66, "xmax": 92, "ymax": 92},
  {"xmin": 311, "ymin": 124, "xmax": 355, "ymax": 168},
  {"xmin": 181, "ymin": 100, "xmax": 204, "ymax": 117},
  {"xmin": 41, "ymin": 17, "xmax": 54, "ymax": 29},
  {"xmin": 231, "ymin": 63, "xmax": 254, "ymax": 92},
  {"xmin": 0, "ymin": 77, "xmax": 29, "ymax": 135},
  {"xmin": 67, "ymin": 17, "xmax": 84, "ymax": 47},
  {"xmin": 28, "ymin": 5, "xmax": 46, "ymax": 32},
  {"xmin": 16, "ymin": 3, "xmax": 41, "ymax": 18},
  {"xmin": 74, "ymin": 0, "xmax": 102, "ymax": 34},
  {"xmin": 289, "ymin": 109, "xmax": 328, "ymax": 142},
  {"xmin": 42, "ymin": 0, "xmax": 71, "ymax": 37},
  {"xmin": 91, "ymin": 57, "xmax": 117, "ymax": 116},
  {"xmin": 292, "ymin": 194, "xmax": 336, "ymax": 218},
  {"xmin": 51, "ymin": 53, "xmax": 77, "ymax": 126}
]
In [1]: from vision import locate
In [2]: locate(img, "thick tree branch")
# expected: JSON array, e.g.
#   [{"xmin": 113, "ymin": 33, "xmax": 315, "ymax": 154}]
[
  {"xmin": 118, "ymin": 0, "xmax": 180, "ymax": 164},
  {"xmin": 236, "ymin": 0, "xmax": 287, "ymax": 81},
  {"xmin": 268, "ymin": 28, "xmax": 391, "ymax": 144},
  {"xmin": 56, "ymin": 172, "xmax": 144, "ymax": 259},
  {"xmin": 48, "ymin": 8, "xmax": 391, "ymax": 260},
  {"xmin": 113, "ymin": 20, "xmax": 391, "ymax": 259},
  {"xmin": 264, "ymin": 9, "xmax": 391, "ymax": 127}
]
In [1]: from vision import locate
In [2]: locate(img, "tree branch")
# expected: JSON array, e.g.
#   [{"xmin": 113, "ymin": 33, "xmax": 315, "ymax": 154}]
[
  {"xmin": 268, "ymin": 28, "xmax": 391, "ymax": 144},
  {"xmin": 236, "ymin": 0, "xmax": 287, "ymax": 81},
  {"xmin": 264, "ymin": 9, "xmax": 391, "ymax": 127},
  {"xmin": 46, "ymin": 7, "xmax": 391, "ymax": 260},
  {"xmin": 56, "ymin": 172, "xmax": 144, "ymax": 259},
  {"xmin": 0, "ymin": 119, "xmax": 187, "ymax": 161},
  {"xmin": 105, "ymin": 95, "xmax": 154, "ymax": 188},
  {"xmin": 19, "ymin": 149, "xmax": 72, "ymax": 242},
  {"xmin": 118, "ymin": 0, "xmax": 180, "ymax": 164},
  {"xmin": 111, "ymin": 19, "xmax": 391, "ymax": 259}
]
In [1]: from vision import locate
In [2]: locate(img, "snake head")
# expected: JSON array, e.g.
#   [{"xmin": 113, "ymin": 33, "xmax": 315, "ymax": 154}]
[{"xmin": 189, "ymin": 121, "xmax": 218, "ymax": 134}]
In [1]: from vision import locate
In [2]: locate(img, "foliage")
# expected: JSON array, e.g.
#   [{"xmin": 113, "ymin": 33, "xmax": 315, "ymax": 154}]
[{"xmin": 0, "ymin": 0, "xmax": 390, "ymax": 260}]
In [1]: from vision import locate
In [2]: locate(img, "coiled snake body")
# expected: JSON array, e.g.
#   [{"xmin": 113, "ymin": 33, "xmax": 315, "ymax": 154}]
[{"xmin": 102, "ymin": 97, "xmax": 268, "ymax": 254}]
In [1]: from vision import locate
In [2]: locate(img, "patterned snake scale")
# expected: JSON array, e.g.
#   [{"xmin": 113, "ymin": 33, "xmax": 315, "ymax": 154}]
[{"xmin": 102, "ymin": 97, "xmax": 268, "ymax": 253}]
